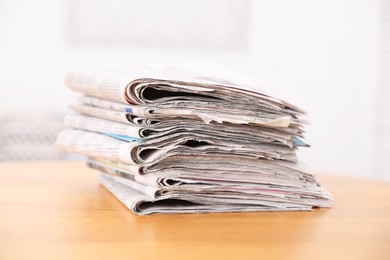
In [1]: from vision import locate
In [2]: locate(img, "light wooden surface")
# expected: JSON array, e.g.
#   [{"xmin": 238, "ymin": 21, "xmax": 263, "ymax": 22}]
[{"xmin": 0, "ymin": 162, "xmax": 389, "ymax": 260}]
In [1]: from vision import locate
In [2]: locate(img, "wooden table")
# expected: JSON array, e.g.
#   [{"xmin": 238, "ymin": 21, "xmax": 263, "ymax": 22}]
[{"xmin": 0, "ymin": 162, "xmax": 389, "ymax": 260}]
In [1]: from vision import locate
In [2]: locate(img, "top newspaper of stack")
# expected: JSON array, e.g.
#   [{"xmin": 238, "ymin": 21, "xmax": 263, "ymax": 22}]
[{"xmin": 66, "ymin": 64, "xmax": 307, "ymax": 129}]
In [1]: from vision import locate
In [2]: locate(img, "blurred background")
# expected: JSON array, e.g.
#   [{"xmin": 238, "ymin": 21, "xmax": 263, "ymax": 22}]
[{"xmin": 0, "ymin": 0, "xmax": 388, "ymax": 181}]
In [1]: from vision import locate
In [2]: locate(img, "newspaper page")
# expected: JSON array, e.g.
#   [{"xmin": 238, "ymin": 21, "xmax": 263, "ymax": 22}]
[
  {"xmin": 56, "ymin": 129, "xmax": 136, "ymax": 164},
  {"xmin": 64, "ymin": 113, "xmax": 143, "ymax": 138}
]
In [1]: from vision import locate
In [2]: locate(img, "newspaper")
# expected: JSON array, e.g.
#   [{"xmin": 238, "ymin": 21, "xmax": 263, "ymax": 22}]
[
  {"xmin": 65, "ymin": 113, "xmax": 302, "ymax": 143},
  {"xmin": 57, "ymin": 64, "xmax": 332, "ymax": 215},
  {"xmin": 86, "ymin": 158, "xmax": 318, "ymax": 184},
  {"xmin": 65, "ymin": 65, "xmax": 306, "ymax": 127},
  {"xmin": 88, "ymin": 158, "xmax": 331, "ymax": 201},
  {"xmin": 56, "ymin": 129, "xmax": 299, "ymax": 164},
  {"xmin": 99, "ymin": 173, "xmax": 316, "ymax": 215}
]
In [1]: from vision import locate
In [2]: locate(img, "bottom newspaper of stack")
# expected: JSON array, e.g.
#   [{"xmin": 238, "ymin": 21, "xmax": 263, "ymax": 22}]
[{"xmin": 56, "ymin": 115, "xmax": 332, "ymax": 215}]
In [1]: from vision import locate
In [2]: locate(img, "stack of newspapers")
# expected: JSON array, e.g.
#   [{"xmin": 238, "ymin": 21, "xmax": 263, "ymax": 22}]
[{"xmin": 56, "ymin": 64, "xmax": 332, "ymax": 215}]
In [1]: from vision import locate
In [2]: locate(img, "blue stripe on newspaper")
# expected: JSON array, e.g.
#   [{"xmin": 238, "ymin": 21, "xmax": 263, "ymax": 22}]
[
  {"xmin": 105, "ymin": 133, "xmax": 142, "ymax": 142},
  {"xmin": 293, "ymin": 136, "xmax": 309, "ymax": 146}
]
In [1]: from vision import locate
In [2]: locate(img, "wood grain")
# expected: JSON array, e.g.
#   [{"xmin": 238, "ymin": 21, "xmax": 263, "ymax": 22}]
[{"xmin": 0, "ymin": 162, "xmax": 389, "ymax": 260}]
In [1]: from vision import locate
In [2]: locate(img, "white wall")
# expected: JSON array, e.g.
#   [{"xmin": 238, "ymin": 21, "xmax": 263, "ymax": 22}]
[
  {"xmin": 0, "ymin": 0, "xmax": 381, "ymax": 179},
  {"xmin": 246, "ymin": 0, "xmax": 380, "ymax": 179}
]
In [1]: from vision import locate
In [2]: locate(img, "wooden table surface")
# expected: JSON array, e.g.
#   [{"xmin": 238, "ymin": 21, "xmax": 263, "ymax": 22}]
[{"xmin": 0, "ymin": 162, "xmax": 389, "ymax": 260}]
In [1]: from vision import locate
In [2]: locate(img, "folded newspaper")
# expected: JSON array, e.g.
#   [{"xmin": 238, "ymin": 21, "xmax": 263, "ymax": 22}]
[{"xmin": 56, "ymin": 64, "xmax": 332, "ymax": 215}]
